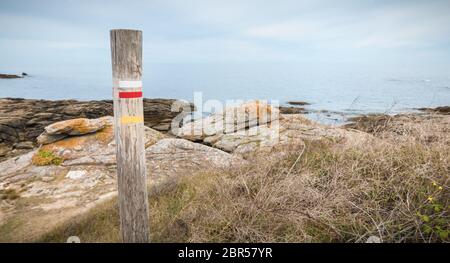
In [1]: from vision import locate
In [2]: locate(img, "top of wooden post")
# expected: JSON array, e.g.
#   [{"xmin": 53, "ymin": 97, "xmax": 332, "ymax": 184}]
[{"xmin": 110, "ymin": 29, "xmax": 143, "ymax": 81}]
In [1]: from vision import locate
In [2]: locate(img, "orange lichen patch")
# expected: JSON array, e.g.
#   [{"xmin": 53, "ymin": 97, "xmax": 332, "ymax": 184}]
[
  {"xmin": 46, "ymin": 118, "xmax": 88, "ymax": 134},
  {"xmin": 32, "ymin": 150, "xmax": 63, "ymax": 166},
  {"xmin": 40, "ymin": 125, "xmax": 114, "ymax": 153},
  {"xmin": 94, "ymin": 125, "xmax": 114, "ymax": 144},
  {"xmin": 41, "ymin": 136, "xmax": 89, "ymax": 152}
]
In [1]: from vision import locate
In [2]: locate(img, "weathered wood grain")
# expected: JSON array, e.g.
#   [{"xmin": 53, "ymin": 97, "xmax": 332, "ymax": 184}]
[{"xmin": 110, "ymin": 29, "xmax": 149, "ymax": 243}]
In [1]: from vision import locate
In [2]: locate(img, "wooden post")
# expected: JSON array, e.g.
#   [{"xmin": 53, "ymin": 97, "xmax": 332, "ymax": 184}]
[{"xmin": 110, "ymin": 29, "xmax": 149, "ymax": 243}]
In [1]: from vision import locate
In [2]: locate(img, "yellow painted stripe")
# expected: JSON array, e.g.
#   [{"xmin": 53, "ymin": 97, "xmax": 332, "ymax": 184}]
[{"xmin": 120, "ymin": 116, "xmax": 144, "ymax": 124}]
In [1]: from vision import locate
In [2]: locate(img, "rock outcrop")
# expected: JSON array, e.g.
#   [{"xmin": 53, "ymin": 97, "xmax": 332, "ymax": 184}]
[
  {"xmin": 32, "ymin": 116, "xmax": 169, "ymax": 166},
  {"xmin": 0, "ymin": 101, "xmax": 448, "ymax": 242},
  {"xmin": 0, "ymin": 98, "xmax": 194, "ymax": 161},
  {"xmin": 418, "ymin": 106, "xmax": 450, "ymax": 115},
  {"xmin": 147, "ymin": 138, "xmax": 244, "ymax": 182},
  {"xmin": 0, "ymin": 74, "xmax": 22, "ymax": 79},
  {"xmin": 37, "ymin": 117, "xmax": 112, "ymax": 144},
  {"xmin": 176, "ymin": 101, "xmax": 372, "ymax": 156},
  {"xmin": 287, "ymin": 101, "xmax": 311, "ymax": 106},
  {"xmin": 202, "ymin": 114, "xmax": 372, "ymax": 155},
  {"xmin": 0, "ymin": 117, "xmax": 241, "ymax": 241},
  {"xmin": 176, "ymin": 100, "xmax": 280, "ymax": 141},
  {"xmin": 279, "ymin": 106, "xmax": 306, "ymax": 114}
]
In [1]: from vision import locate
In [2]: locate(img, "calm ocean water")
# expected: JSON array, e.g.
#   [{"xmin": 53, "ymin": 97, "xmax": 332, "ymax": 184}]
[{"xmin": 1, "ymin": 63, "xmax": 449, "ymax": 124}]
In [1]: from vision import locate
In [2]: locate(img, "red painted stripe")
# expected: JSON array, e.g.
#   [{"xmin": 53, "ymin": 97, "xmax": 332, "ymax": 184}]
[{"xmin": 119, "ymin": 91, "xmax": 142, "ymax": 98}]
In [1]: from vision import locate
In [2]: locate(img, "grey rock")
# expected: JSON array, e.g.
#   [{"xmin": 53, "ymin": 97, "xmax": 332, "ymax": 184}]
[
  {"xmin": 146, "ymin": 138, "xmax": 245, "ymax": 179},
  {"xmin": 66, "ymin": 170, "xmax": 87, "ymax": 180},
  {"xmin": 41, "ymin": 176, "xmax": 55, "ymax": 182},
  {"xmin": 366, "ymin": 236, "xmax": 382, "ymax": 243},
  {"xmin": 0, "ymin": 151, "xmax": 35, "ymax": 178},
  {"xmin": 0, "ymin": 144, "xmax": 11, "ymax": 157},
  {"xmin": 177, "ymin": 101, "xmax": 279, "ymax": 141},
  {"xmin": 37, "ymin": 132, "xmax": 68, "ymax": 145},
  {"xmin": 44, "ymin": 117, "xmax": 111, "ymax": 136},
  {"xmin": 13, "ymin": 141, "xmax": 35, "ymax": 149},
  {"xmin": 182, "ymin": 114, "xmax": 374, "ymax": 156}
]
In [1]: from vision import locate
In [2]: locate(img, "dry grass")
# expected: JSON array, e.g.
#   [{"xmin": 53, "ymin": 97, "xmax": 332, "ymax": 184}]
[
  {"xmin": 147, "ymin": 140, "xmax": 449, "ymax": 243},
  {"xmin": 0, "ymin": 188, "xmax": 20, "ymax": 200},
  {"xmin": 35, "ymin": 117, "xmax": 450, "ymax": 242},
  {"xmin": 36, "ymin": 199, "xmax": 121, "ymax": 243}
]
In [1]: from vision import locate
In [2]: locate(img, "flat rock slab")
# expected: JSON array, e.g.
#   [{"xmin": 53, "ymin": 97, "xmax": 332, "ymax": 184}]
[
  {"xmin": 45, "ymin": 117, "xmax": 111, "ymax": 135},
  {"xmin": 177, "ymin": 100, "xmax": 279, "ymax": 141},
  {"xmin": 66, "ymin": 170, "xmax": 87, "ymax": 180},
  {"xmin": 38, "ymin": 117, "xmax": 113, "ymax": 145},
  {"xmin": 146, "ymin": 137, "xmax": 246, "ymax": 191}
]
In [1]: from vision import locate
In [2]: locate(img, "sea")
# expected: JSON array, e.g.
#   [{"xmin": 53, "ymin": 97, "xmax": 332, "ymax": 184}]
[{"xmin": 1, "ymin": 63, "xmax": 449, "ymax": 125}]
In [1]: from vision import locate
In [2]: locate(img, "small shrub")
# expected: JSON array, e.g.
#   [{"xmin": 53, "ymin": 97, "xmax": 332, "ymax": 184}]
[{"xmin": 32, "ymin": 150, "xmax": 63, "ymax": 166}]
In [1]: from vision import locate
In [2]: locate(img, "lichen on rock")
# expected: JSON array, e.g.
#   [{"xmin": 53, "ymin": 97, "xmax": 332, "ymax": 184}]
[
  {"xmin": 31, "ymin": 150, "xmax": 63, "ymax": 166},
  {"xmin": 37, "ymin": 117, "xmax": 113, "ymax": 145}
]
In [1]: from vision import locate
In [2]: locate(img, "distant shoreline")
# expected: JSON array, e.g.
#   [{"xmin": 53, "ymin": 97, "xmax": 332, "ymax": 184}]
[{"xmin": 0, "ymin": 97, "xmax": 448, "ymax": 123}]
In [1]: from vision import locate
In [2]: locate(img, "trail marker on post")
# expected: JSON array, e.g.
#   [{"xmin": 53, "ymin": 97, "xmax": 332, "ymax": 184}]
[{"xmin": 110, "ymin": 29, "xmax": 150, "ymax": 243}]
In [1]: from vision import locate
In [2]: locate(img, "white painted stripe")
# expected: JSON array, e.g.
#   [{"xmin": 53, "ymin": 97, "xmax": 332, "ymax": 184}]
[{"xmin": 118, "ymin": 80, "xmax": 142, "ymax": 89}]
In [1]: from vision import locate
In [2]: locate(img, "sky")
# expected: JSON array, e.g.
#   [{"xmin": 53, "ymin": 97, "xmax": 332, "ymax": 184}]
[{"xmin": 1, "ymin": 0, "xmax": 450, "ymax": 72}]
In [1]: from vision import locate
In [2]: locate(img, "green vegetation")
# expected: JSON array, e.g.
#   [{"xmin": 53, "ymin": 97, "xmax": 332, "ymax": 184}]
[{"xmin": 31, "ymin": 149, "xmax": 63, "ymax": 166}]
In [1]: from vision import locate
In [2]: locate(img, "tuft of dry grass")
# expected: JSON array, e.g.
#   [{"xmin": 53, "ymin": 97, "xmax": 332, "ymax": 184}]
[{"xmin": 0, "ymin": 188, "xmax": 20, "ymax": 200}]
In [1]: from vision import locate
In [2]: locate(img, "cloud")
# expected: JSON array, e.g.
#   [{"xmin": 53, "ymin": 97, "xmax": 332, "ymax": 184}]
[
  {"xmin": 0, "ymin": 0, "xmax": 449, "ymax": 67},
  {"xmin": 144, "ymin": 37, "xmax": 284, "ymax": 63},
  {"xmin": 0, "ymin": 13, "xmax": 104, "ymax": 49},
  {"xmin": 245, "ymin": 20, "xmax": 325, "ymax": 41},
  {"xmin": 243, "ymin": 1, "xmax": 450, "ymax": 49}
]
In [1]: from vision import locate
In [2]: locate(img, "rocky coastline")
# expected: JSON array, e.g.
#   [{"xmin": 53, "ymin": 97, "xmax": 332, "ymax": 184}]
[
  {"xmin": 0, "ymin": 98, "xmax": 312, "ymax": 161},
  {"xmin": 1, "ymin": 97, "xmax": 448, "ymax": 162},
  {"xmin": 0, "ymin": 97, "xmax": 449, "ymax": 242}
]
